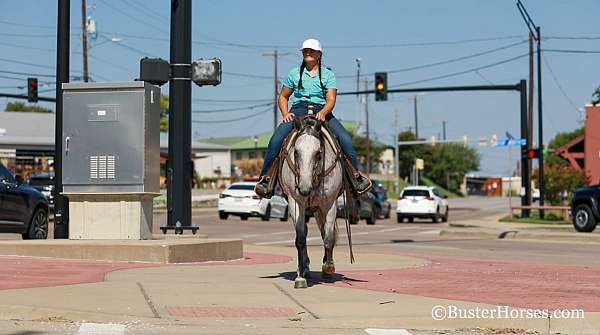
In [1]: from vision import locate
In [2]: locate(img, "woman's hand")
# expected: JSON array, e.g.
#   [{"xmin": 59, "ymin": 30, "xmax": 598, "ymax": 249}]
[
  {"xmin": 282, "ymin": 112, "xmax": 295, "ymax": 123},
  {"xmin": 315, "ymin": 111, "xmax": 327, "ymax": 122}
]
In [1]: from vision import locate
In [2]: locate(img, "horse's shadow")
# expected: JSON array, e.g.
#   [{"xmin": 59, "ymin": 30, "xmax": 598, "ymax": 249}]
[{"xmin": 260, "ymin": 271, "xmax": 368, "ymax": 287}]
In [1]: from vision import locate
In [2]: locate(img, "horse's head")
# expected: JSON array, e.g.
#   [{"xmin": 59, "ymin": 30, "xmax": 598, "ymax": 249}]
[{"xmin": 293, "ymin": 116, "xmax": 323, "ymax": 197}]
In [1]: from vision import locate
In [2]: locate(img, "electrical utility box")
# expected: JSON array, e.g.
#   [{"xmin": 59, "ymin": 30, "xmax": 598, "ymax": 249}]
[{"xmin": 62, "ymin": 82, "xmax": 161, "ymax": 240}]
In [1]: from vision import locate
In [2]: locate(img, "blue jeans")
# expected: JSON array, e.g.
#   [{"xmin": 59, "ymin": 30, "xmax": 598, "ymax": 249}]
[{"xmin": 259, "ymin": 102, "xmax": 359, "ymax": 176}]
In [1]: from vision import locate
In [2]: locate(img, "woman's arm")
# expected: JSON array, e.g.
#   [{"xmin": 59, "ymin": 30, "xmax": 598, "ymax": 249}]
[
  {"xmin": 316, "ymin": 88, "xmax": 337, "ymax": 122},
  {"xmin": 279, "ymin": 86, "xmax": 294, "ymax": 123}
]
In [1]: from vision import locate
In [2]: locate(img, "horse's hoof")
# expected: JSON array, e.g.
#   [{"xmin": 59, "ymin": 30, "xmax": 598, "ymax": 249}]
[
  {"xmin": 294, "ymin": 278, "xmax": 308, "ymax": 289},
  {"xmin": 322, "ymin": 263, "xmax": 335, "ymax": 275}
]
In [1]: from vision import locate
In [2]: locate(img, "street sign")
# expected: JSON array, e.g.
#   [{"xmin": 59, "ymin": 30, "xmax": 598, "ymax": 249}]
[{"xmin": 495, "ymin": 137, "xmax": 526, "ymax": 147}]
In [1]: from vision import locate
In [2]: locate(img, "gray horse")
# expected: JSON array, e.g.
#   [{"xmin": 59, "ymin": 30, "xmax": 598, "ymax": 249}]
[{"xmin": 279, "ymin": 117, "xmax": 344, "ymax": 289}]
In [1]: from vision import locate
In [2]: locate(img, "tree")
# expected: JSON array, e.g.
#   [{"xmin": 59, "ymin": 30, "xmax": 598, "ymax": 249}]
[
  {"xmin": 533, "ymin": 165, "xmax": 587, "ymax": 205},
  {"xmin": 396, "ymin": 130, "xmax": 429, "ymax": 179},
  {"xmin": 593, "ymin": 86, "xmax": 600, "ymax": 106},
  {"xmin": 351, "ymin": 133, "xmax": 388, "ymax": 173},
  {"xmin": 424, "ymin": 143, "xmax": 480, "ymax": 193},
  {"xmin": 5, "ymin": 101, "xmax": 52, "ymax": 113},
  {"xmin": 160, "ymin": 95, "xmax": 169, "ymax": 132},
  {"xmin": 546, "ymin": 127, "xmax": 584, "ymax": 166}
]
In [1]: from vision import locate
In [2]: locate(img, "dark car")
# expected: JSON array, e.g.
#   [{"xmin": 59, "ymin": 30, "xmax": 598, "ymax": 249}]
[
  {"xmin": 571, "ymin": 184, "xmax": 600, "ymax": 232},
  {"xmin": 28, "ymin": 173, "xmax": 55, "ymax": 206},
  {"xmin": 336, "ymin": 191, "xmax": 377, "ymax": 225},
  {"xmin": 0, "ymin": 164, "xmax": 49, "ymax": 239},
  {"xmin": 371, "ymin": 187, "xmax": 391, "ymax": 219}
]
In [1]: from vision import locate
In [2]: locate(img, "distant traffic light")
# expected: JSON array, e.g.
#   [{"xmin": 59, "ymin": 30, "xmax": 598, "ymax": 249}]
[
  {"xmin": 527, "ymin": 148, "xmax": 540, "ymax": 159},
  {"xmin": 374, "ymin": 72, "xmax": 387, "ymax": 101},
  {"xmin": 27, "ymin": 78, "xmax": 38, "ymax": 103}
]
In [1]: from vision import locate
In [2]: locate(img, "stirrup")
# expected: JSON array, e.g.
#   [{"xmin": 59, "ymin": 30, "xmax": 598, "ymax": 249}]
[
  {"xmin": 352, "ymin": 172, "xmax": 372, "ymax": 196},
  {"xmin": 254, "ymin": 176, "xmax": 272, "ymax": 199}
]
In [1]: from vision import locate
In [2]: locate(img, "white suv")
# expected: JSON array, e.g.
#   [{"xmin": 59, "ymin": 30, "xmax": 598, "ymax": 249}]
[
  {"xmin": 218, "ymin": 182, "xmax": 288, "ymax": 221},
  {"xmin": 396, "ymin": 186, "xmax": 449, "ymax": 223}
]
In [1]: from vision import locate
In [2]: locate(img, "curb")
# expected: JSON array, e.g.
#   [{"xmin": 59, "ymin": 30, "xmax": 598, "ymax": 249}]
[{"xmin": 440, "ymin": 227, "xmax": 600, "ymax": 244}]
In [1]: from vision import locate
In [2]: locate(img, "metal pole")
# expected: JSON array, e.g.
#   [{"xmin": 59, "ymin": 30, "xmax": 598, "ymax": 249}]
[
  {"xmin": 355, "ymin": 58, "xmax": 360, "ymax": 100},
  {"xmin": 536, "ymin": 26, "xmax": 545, "ymax": 218},
  {"xmin": 54, "ymin": 0, "xmax": 70, "ymax": 239},
  {"xmin": 81, "ymin": 0, "xmax": 89, "ymax": 82},
  {"xmin": 413, "ymin": 95, "xmax": 419, "ymax": 139},
  {"xmin": 528, "ymin": 33, "xmax": 534, "ymax": 207},
  {"xmin": 167, "ymin": 0, "xmax": 192, "ymax": 229},
  {"xmin": 519, "ymin": 79, "xmax": 531, "ymax": 217},
  {"xmin": 365, "ymin": 79, "xmax": 370, "ymax": 175},
  {"xmin": 273, "ymin": 49, "xmax": 278, "ymax": 130},
  {"xmin": 442, "ymin": 120, "xmax": 447, "ymax": 141},
  {"xmin": 394, "ymin": 108, "xmax": 400, "ymax": 195}
]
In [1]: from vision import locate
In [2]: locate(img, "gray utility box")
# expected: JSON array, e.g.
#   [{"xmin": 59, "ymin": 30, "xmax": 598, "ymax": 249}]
[{"xmin": 61, "ymin": 82, "xmax": 161, "ymax": 240}]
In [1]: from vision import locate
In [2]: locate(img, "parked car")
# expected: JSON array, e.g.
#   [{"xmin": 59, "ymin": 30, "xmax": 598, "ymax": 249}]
[
  {"xmin": 336, "ymin": 191, "xmax": 377, "ymax": 225},
  {"xmin": 218, "ymin": 182, "xmax": 288, "ymax": 221},
  {"xmin": 28, "ymin": 173, "xmax": 55, "ymax": 206},
  {"xmin": 571, "ymin": 184, "xmax": 600, "ymax": 232},
  {"xmin": 0, "ymin": 164, "xmax": 49, "ymax": 239},
  {"xmin": 396, "ymin": 186, "xmax": 449, "ymax": 223}
]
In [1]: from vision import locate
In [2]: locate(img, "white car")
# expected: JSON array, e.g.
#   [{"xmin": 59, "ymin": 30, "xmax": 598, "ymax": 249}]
[
  {"xmin": 396, "ymin": 186, "xmax": 449, "ymax": 223},
  {"xmin": 218, "ymin": 182, "xmax": 288, "ymax": 221}
]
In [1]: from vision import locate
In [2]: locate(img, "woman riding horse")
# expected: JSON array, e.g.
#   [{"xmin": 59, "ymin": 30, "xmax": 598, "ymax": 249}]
[{"xmin": 255, "ymin": 38, "xmax": 371, "ymax": 198}]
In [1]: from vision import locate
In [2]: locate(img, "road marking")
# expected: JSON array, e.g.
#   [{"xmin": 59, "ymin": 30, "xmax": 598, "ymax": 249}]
[
  {"xmin": 254, "ymin": 227, "xmax": 417, "ymax": 245},
  {"xmin": 273, "ymin": 283, "xmax": 320, "ymax": 319},
  {"xmin": 365, "ymin": 329, "xmax": 413, "ymax": 335},
  {"xmin": 137, "ymin": 282, "xmax": 160, "ymax": 318},
  {"xmin": 78, "ymin": 323, "xmax": 126, "ymax": 335}
]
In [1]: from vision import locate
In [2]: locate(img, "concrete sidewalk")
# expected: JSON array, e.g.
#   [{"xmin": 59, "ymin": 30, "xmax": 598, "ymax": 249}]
[{"xmin": 1, "ymin": 243, "xmax": 599, "ymax": 334}]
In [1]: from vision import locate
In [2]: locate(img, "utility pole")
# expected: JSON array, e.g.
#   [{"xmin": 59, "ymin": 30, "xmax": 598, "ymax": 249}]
[
  {"xmin": 517, "ymin": 0, "xmax": 545, "ymax": 218},
  {"xmin": 355, "ymin": 58, "xmax": 361, "ymax": 99},
  {"xmin": 527, "ymin": 33, "xmax": 534, "ymax": 206},
  {"xmin": 263, "ymin": 49, "xmax": 289, "ymax": 130},
  {"xmin": 442, "ymin": 120, "xmax": 447, "ymax": 141},
  {"xmin": 394, "ymin": 108, "xmax": 400, "ymax": 195},
  {"xmin": 364, "ymin": 79, "xmax": 371, "ymax": 176},
  {"xmin": 54, "ymin": 0, "xmax": 70, "ymax": 238},
  {"xmin": 81, "ymin": 0, "xmax": 89, "ymax": 82},
  {"xmin": 413, "ymin": 95, "xmax": 419, "ymax": 139}
]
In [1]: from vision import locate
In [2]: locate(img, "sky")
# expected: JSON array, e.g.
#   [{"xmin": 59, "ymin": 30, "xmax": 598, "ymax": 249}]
[{"xmin": 0, "ymin": 0, "xmax": 598, "ymax": 176}]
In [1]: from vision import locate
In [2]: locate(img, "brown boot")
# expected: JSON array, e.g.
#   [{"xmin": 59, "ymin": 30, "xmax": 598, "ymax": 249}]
[{"xmin": 254, "ymin": 176, "xmax": 272, "ymax": 199}]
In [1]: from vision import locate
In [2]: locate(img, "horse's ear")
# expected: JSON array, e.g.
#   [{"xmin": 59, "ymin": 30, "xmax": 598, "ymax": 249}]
[
  {"xmin": 294, "ymin": 118, "xmax": 302, "ymax": 131},
  {"xmin": 315, "ymin": 120, "xmax": 322, "ymax": 132}
]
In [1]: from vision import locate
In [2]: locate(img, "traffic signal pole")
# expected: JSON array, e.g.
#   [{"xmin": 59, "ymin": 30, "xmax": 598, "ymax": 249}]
[
  {"xmin": 54, "ymin": 0, "xmax": 70, "ymax": 238},
  {"xmin": 339, "ymin": 81, "xmax": 532, "ymax": 217}
]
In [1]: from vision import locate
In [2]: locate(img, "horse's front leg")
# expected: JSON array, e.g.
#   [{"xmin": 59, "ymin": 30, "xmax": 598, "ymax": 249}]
[
  {"xmin": 320, "ymin": 203, "xmax": 337, "ymax": 279},
  {"xmin": 289, "ymin": 198, "xmax": 310, "ymax": 289}
]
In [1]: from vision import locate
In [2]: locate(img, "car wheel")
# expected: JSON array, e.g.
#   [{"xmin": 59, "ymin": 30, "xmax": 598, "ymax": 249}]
[
  {"xmin": 431, "ymin": 208, "xmax": 441, "ymax": 223},
  {"xmin": 408, "ymin": 217, "xmax": 414, "ymax": 223},
  {"xmin": 241, "ymin": 215, "xmax": 249, "ymax": 221},
  {"xmin": 219, "ymin": 211, "xmax": 228, "ymax": 220},
  {"xmin": 367, "ymin": 207, "xmax": 377, "ymax": 225},
  {"xmin": 22, "ymin": 208, "xmax": 48, "ymax": 240},
  {"xmin": 442, "ymin": 207, "xmax": 449, "ymax": 223},
  {"xmin": 262, "ymin": 205, "xmax": 271, "ymax": 221},
  {"xmin": 384, "ymin": 207, "xmax": 390, "ymax": 219},
  {"xmin": 396, "ymin": 215, "xmax": 403, "ymax": 224},
  {"xmin": 280, "ymin": 208, "xmax": 288, "ymax": 222},
  {"xmin": 573, "ymin": 204, "xmax": 597, "ymax": 232}
]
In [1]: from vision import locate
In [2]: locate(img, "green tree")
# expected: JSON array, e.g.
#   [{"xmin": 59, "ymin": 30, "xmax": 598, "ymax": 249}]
[
  {"xmin": 5, "ymin": 101, "xmax": 52, "ymax": 113},
  {"xmin": 396, "ymin": 130, "xmax": 429, "ymax": 179},
  {"xmin": 533, "ymin": 165, "xmax": 587, "ymax": 205},
  {"xmin": 351, "ymin": 133, "xmax": 388, "ymax": 173},
  {"xmin": 160, "ymin": 95, "xmax": 169, "ymax": 132},
  {"xmin": 592, "ymin": 86, "xmax": 600, "ymax": 106},
  {"xmin": 423, "ymin": 143, "xmax": 480, "ymax": 192}
]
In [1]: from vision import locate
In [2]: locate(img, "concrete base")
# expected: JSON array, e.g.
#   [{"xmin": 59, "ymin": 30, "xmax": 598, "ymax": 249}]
[{"xmin": 0, "ymin": 238, "xmax": 243, "ymax": 264}]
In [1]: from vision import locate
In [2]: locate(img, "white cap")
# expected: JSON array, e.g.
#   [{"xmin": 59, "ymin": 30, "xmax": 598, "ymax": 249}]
[{"xmin": 301, "ymin": 38, "xmax": 322, "ymax": 52}]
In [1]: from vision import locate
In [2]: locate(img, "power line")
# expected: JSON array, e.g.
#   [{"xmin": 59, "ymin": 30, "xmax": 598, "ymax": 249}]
[
  {"xmin": 541, "ymin": 54, "xmax": 579, "ymax": 113},
  {"xmin": 193, "ymin": 106, "xmax": 271, "ymax": 124},
  {"xmin": 389, "ymin": 53, "xmax": 529, "ymax": 88},
  {"xmin": 121, "ymin": 0, "xmax": 168, "ymax": 23},
  {"xmin": 546, "ymin": 36, "xmax": 600, "ymax": 40},
  {"xmin": 96, "ymin": 0, "xmax": 167, "ymax": 34},
  {"xmin": 543, "ymin": 48, "xmax": 600, "ymax": 54},
  {"xmin": 192, "ymin": 102, "xmax": 274, "ymax": 114},
  {"xmin": 192, "ymin": 97, "xmax": 272, "ymax": 103},
  {"xmin": 337, "ymin": 40, "xmax": 528, "ymax": 78},
  {"xmin": 0, "ymin": 70, "xmax": 55, "ymax": 78}
]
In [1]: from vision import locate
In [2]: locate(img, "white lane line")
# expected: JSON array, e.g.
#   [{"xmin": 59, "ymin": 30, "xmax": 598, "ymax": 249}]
[
  {"xmin": 254, "ymin": 227, "xmax": 417, "ymax": 245},
  {"xmin": 78, "ymin": 323, "xmax": 126, "ymax": 335},
  {"xmin": 365, "ymin": 329, "xmax": 413, "ymax": 335}
]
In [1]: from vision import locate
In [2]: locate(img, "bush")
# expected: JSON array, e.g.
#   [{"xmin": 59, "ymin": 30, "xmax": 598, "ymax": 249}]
[{"xmin": 533, "ymin": 165, "xmax": 587, "ymax": 205}]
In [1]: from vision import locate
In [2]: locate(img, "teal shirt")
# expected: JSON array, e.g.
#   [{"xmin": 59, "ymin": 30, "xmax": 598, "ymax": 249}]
[{"xmin": 283, "ymin": 66, "xmax": 336, "ymax": 105}]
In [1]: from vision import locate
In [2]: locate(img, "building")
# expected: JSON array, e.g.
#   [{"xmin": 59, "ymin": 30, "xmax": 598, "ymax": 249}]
[{"xmin": 0, "ymin": 112, "xmax": 230, "ymax": 184}]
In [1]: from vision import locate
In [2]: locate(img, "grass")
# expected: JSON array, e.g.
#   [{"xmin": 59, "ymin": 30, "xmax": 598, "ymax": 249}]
[
  {"xmin": 499, "ymin": 211, "xmax": 571, "ymax": 225},
  {"xmin": 420, "ymin": 177, "xmax": 462, "ymax": 199}
]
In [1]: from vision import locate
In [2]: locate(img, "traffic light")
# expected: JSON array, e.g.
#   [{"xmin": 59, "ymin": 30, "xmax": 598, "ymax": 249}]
[
  {"xmin": 374, "ymin": 72, "xmax": 387, "ymax": 101},
  {"xmin": 27, "ymin": 78, "xmax": 38, "ymax": 103},
  {"xmin": 527, "ymin": 148, "xmax": 540, "ymax": 159}
]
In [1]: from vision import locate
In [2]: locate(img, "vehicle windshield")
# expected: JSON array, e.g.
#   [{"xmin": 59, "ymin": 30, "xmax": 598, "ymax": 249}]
[
  {"xmin": 402, "ymin": 189, "xmax": 430, "ymax": 197},
  {"xmin": 228, "ymin": 184, "xmax": 256, "ymax": 191}
]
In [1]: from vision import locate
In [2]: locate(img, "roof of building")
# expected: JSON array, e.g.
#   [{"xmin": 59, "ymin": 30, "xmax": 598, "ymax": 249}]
[{"xmin": 200, "ymin": 120, "xmax": 362, "ymax": 150}]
